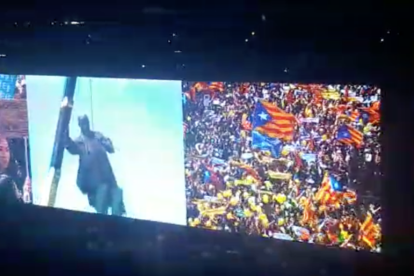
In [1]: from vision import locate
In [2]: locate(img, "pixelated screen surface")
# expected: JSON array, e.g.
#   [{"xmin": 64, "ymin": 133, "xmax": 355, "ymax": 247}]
[
  {"xmin": 26, "ymin": 76, "xmax": 186, "ymax": 225},
  {"xmin": 0, "ymin": 75, "xmax": 381, "ymax": 252},
  {"xmin": 182, "ymin": 82, "xmax": 381, "ymax": 252}
]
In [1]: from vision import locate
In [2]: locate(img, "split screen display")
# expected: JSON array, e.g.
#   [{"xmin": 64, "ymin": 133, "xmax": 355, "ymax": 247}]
[{"xmin": 0, "ymin": 75, "xmax": 381, "ymax": 252}]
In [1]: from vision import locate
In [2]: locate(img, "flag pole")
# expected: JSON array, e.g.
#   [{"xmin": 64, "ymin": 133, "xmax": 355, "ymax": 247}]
[
  {"xmin": 43, "ymin": 77, "xmax": 77, "ymax": 207},
  {"xmin": 89, "ymin": 78, "xmax": 94, "ymax": 129},
  {"xmin": 24, "ymin": 137, "xmax": 29, "ymax": 175},
  {"xmin": 23, "ymin": 136, "xmax": 31, "ymax": 203}
]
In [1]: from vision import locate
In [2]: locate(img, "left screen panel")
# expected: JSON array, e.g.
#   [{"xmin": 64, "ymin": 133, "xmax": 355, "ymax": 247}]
[
  {"xmin": 23, "ymin": 75, "xmax": 187, "ymax": 225},
  {"xmin": 0, "ymin": 75, "xmax": 32, "ymax": 204}
]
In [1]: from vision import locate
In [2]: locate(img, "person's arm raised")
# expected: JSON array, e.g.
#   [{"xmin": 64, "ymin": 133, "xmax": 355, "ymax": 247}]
[
  {"xmin": 95, "ymin": 132, "xmax": 115, "ymax": 153},
  {"xmin": 64, "ymin": 130, "xmax": 81, "ymax": 155}
]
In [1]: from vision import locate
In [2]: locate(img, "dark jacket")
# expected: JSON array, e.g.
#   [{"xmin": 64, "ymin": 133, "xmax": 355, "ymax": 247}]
[
  {"xmin": 65, "ymin": 131, "xmax": 125, "ymax": 214},
  {"xmin": 0, "ymin": 174, "xmax": 22, "ymax": 204}
]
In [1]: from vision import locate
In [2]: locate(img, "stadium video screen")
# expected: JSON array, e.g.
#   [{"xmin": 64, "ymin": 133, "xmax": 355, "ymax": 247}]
[{"xmin": 0, "ymin": 75, "xmax": 381, "ymax": 252}]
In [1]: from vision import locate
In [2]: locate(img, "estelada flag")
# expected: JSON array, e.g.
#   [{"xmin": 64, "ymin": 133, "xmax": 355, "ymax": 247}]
[
  {"xmin": 315, "ymin": 173, "xmax": 343, "ymax": 208},
  {"xmin": 208, "ymin": 82, "xmax": 225, "ymax": 92},
  {"xmin": 337, "ymin": 125, "xmax": 363, "ymax": 147},
  {"xmin": 252, "ymin": 101, "xmax": 297, "ymax": 141},
  {"xmin": 360, "ymin": 107, "xmax": 380, "ymax": 124},
  {"xmin": 359, "ymin": 213, "xmax": 380, "ymax": 249}
]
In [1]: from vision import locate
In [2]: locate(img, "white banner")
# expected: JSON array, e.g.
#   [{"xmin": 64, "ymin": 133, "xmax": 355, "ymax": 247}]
[{"xmin": 300, "ymin": 117, "xmax": 319, "ymax": 123}]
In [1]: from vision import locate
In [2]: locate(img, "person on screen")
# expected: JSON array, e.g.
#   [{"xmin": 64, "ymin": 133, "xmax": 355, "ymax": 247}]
[
  {"xmin": 0, "ymin": 138, "xmax": 25, "ymax": 205},
  {"xmin": 65, "ymin": 115, "xmax": 125, "ymax": 216},
  {"xmin": 14, "ymin": 76, "xmax": 27, "ymax": 100}
]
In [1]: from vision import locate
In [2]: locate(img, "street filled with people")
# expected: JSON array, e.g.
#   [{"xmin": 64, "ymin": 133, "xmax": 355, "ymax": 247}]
[{"xmin": 183, "ymin": 82, "xmax": 381, "ymax": 252}]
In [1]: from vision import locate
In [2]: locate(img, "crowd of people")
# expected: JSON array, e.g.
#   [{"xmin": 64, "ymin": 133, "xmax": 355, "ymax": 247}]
[{"xmin": 183, "ymin": 82, "xmax": 381, "ymax": 252}]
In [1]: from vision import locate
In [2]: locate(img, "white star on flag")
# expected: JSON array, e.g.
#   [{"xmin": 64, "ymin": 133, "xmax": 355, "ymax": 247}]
[{"xmin": 258, "ymin": 112, "xmax": 268, "ymax": 120}]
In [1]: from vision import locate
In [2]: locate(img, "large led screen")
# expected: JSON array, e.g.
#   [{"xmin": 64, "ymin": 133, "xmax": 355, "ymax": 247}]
[
  {"xmin": 0, "ymin": 74, "xmax": 381, "ymax": 253},
  {"xmin": 183, "ymin": 82, "xmax": 381, "ymax": 252},
  {"xmin": 26, "ymin": 76, "xmax": 186, "ymax": 225}
]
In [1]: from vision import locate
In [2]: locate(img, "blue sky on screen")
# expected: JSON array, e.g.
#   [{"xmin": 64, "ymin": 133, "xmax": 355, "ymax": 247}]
[{"xmin": 26, "ymin": 76, "xmax": 186, "ymax": 226}]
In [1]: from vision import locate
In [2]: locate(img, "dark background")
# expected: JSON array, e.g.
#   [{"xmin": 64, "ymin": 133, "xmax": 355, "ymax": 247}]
[{"xmin": 0, "ymin": 1, "xmax": 412, "ymax": 275}]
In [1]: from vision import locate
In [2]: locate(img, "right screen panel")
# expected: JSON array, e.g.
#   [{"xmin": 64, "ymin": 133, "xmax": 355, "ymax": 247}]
[{"xmin": 183, "ymin": 82, "xmax": 381, "ymax": 252}]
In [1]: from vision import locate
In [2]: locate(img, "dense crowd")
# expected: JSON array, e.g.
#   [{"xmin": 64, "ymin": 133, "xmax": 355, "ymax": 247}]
[{"xmin": 183, "ymin": 82, "xmax": 381, "ymax": 252}]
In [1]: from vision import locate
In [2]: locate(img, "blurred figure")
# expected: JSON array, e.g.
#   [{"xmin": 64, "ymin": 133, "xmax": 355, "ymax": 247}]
[
  {"xmin": 65, "ymin": 115, "xmax": 125, "ymax": 216},
  {"xmin": 0, "ymin": 139, "xmax": 22, "ymax": 204},
  {"xmin": 0, "ymin": 137, "xmax": 10, "ymax": 170},
  {"xmin": 14, "ymin": 75, "xmax": 27, "ymax": 100},
  {"xmin": 0, "ymin": 174, "xmax": 22, "ymax": 204}
]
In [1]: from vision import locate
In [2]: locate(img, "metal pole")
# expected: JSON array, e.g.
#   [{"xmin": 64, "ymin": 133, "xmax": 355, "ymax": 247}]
[
  {"xmin": 89, "ymin": 78, "xmax": 94, "ymax": 129},
  {"xmin": 23, "ymin": 136, "xmax": 31, "ymax": 203},
  {"xmin": 45, "ymin": 76, "xmax": 77, "ymax": 207}
]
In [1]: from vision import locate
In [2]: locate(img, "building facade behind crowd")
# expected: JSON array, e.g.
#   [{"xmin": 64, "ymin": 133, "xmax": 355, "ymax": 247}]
[{"xmin": 183, "ymin": 82, "xmax": 381, "ymax": 252}]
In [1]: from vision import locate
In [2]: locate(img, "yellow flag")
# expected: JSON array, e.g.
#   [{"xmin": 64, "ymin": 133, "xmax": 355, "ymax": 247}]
[
  {"xmin": 321, "ymin": 91, "xmax": 340, "ymax": 100},
  {"xmin": 268, "ymin": 171, "xmax": 292, "ymax": 180}
]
